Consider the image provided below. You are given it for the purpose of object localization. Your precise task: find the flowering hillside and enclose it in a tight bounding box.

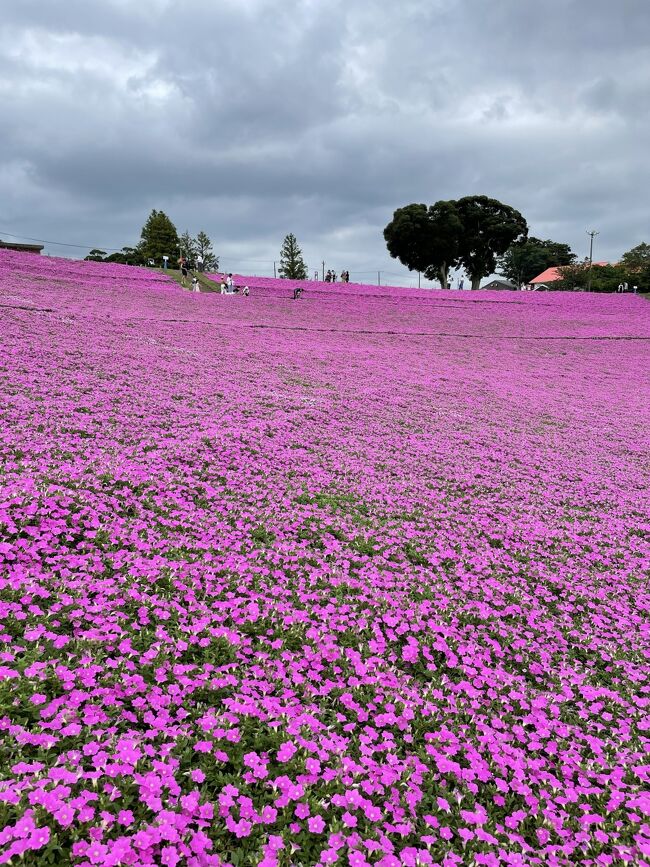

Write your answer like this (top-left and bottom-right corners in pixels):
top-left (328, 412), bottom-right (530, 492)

top-left (205, 273), bottom-right (426, 298)
top-left (0, 248), bottom-right (649, 866)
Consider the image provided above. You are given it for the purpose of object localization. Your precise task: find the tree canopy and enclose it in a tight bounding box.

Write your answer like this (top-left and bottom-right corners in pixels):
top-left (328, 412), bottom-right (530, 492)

top-left (278, 233), bottom-right (308, 280)
top-left (555, 252), bottom-right (649, 293)
top-left (454, 196), bottom-right (528, 290)
top-left (498, 237), bottom-right (575, 287)
top-left (138, 210), bottom-right (179, 265)
top-left (383, 201), bottom-right (462, 289)
top-left (84, 219), bottom-right (219, 271)
top-left (195, 231), bottom-right (219, 271)
top-left (554, 261), bottom-right (627, 293)
top-left (84, 249), bottom-right (107, 262)
top-left (620, 242), bottom-right (650, 289)
top-left (384, 196), bottom-right (527, 290)
top-left (85, 246), bottom-right (142, 265)
top-left (179, 231), bottom-right (198, 263)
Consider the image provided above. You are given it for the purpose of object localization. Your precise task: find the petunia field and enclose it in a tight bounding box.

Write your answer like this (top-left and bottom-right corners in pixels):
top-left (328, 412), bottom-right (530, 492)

top-left (0, 248), bottom-right (649, 867)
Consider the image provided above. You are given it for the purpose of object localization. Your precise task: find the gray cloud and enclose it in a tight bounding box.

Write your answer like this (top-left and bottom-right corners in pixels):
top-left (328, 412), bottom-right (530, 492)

top-left (1, 0), bottom-right (649, 282)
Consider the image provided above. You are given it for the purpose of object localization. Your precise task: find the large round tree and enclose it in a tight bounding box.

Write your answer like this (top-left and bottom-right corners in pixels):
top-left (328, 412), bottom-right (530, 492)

top-left (383, 201), bottom-right (462, 289)
top-left (385, 196), bottom-right (528, 290)
top-left (455, 196), bottom-right (528, 290)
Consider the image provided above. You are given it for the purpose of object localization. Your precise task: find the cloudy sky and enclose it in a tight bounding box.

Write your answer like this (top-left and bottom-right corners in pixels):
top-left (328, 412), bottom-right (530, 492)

top-left (1, 0), bottom-right (648, 285)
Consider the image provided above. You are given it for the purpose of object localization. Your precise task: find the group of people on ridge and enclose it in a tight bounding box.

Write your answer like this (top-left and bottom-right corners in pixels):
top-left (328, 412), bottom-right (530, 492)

top-left (324, 270), bottom-right (350, 283)
top-left (177, 260), bottom-right (355, 299)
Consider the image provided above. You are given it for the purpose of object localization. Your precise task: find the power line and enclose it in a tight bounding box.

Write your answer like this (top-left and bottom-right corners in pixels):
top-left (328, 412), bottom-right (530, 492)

top-left (219, 257), bottom-right (276, 264)
top-left (0, 228), bottom-right (129, 252)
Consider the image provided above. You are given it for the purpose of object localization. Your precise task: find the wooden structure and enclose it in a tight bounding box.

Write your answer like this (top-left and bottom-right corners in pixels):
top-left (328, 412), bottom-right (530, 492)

top-left (0, 239), bottom-right (44, 254)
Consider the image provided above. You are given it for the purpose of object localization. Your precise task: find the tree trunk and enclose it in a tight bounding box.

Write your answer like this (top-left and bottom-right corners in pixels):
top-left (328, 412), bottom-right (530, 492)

top-left (439, 265), bottom-right (448, 289)
top-left (471, 276), bottom-right (481, 291)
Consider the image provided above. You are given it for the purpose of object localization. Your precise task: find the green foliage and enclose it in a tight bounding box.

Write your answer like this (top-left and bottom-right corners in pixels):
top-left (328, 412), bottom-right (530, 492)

top-left (195, 230), bottom-right (219, 271)
top-left (172, 230), bottom-right (218, 272)
top-left (250, 525), bottom-right (276, 547)
top-left (383, 201), bottom-right (462, 288)
top-left (620, 241), bottom-right (650, 270)
top-left (455, 195), bottom-right (528, 290)
top-left (403, 541), bottom-right (429, 566)
top-left (384, 196), bottom-right (527, 289)
top-left (138, 209), bottom-right (180, 266)
top-left (498, 237), bottom-right (575, 287)
top-left (85, 245), bottom-right (144, 266)
top-left (179, 230), bottom-right (198, 263)
top-left (554, 261), bottom-right (589, 291)
top-left (350, 535), bottom-right (379, 556)
top-left (278, 233), bottom-right (308, 279)
top-left (620, 242), bottom-right (650, 290)
top-left (101, 246), bottom-right (143, 266)
top-left (84, 249), bottom-right (106, 262)
top-left (555, 261), bottom-right (633, 292)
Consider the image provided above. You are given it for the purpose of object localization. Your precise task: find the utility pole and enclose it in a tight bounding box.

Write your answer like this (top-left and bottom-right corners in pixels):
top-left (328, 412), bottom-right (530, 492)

top-left (418, 271), bottom-right (421, 289)
top-left (378, 271), bottom-right (381, 286)
top-left (273, 261), bottom-right (277, 278)
top-left (586, 230), bottom-right (599, 292)
top-left (322, 261), bottom-right (325, 281)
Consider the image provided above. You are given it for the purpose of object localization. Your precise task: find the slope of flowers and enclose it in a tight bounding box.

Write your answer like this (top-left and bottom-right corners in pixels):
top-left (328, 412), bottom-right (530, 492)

top-left (205, 273), bottom-right (427, 298)
top-left (0, 249), bottom-right (649, 866)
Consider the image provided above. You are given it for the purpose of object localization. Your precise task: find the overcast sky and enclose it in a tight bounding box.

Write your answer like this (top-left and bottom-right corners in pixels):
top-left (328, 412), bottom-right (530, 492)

top-left (1, 0), bottom-right (648, 285)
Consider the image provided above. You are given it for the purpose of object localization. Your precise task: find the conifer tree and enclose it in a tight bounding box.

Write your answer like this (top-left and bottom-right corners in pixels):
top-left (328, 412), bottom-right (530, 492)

top-left (278, 233), bottom-right (308, 279)
top-left (138, 210), bottom-right (180, 265)
top-left (195, 231), bottom-right (218, 271)
top-left (179, 231), bottom-right (197, 264)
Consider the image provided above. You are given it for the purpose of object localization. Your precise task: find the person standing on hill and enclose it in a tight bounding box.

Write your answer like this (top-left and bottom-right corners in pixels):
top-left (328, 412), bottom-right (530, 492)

top-left (226, 273), bottom-right (234, 293)
top-left (180, 261), bottom-right (188, 286)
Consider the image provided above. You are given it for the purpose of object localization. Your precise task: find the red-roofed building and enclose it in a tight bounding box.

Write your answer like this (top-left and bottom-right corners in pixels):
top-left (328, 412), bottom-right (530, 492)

top-left (530, 262), bottom-right (609, 289)
top-left (529, 267), bottom-right (563, 288)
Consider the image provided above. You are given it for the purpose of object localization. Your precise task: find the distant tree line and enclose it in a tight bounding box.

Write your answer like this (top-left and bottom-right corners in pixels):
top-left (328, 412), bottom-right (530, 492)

top-left (85, 210), bottom-right (218, 271)
top-left (499, 238), bottom-right (650, 291)
top-left (384, 196), bottom-right (650, 291)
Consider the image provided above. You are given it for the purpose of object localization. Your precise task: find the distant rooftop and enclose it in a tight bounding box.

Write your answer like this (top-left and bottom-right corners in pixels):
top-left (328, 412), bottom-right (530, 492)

top-left (530, 263), bottom-right (609, 284)
top-left (0, 239), bottom-right (44, 254)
